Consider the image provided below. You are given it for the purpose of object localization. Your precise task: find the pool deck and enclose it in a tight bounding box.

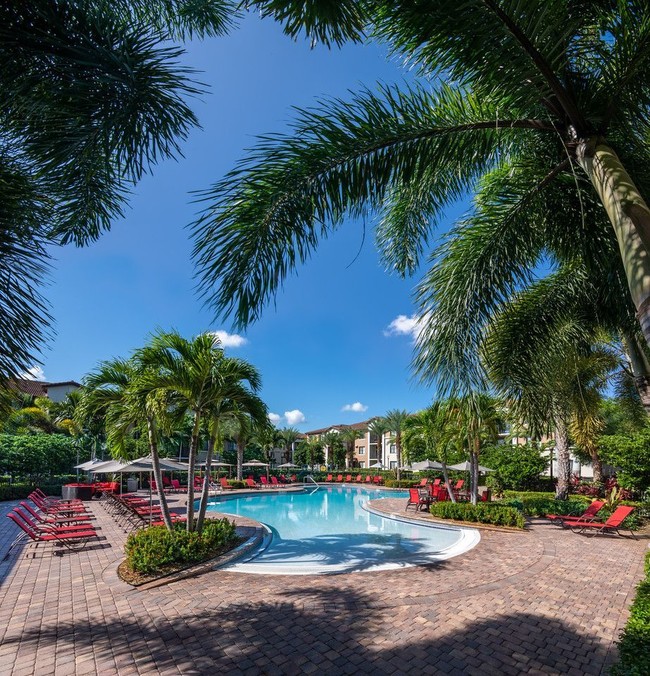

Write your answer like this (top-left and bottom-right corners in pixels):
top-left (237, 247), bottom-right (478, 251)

top-left (0, 491), bottom-right (648, 675)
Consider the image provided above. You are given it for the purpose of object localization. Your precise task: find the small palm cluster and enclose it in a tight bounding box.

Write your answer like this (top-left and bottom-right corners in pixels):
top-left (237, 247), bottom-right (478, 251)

top-left (79, 330), bottom-right (269, 534)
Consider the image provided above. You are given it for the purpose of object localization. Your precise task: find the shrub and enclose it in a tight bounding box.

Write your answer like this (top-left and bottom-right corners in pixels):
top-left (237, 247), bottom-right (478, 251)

top-left (612, 551), bottom-right (650, 675)
top-left (429, 502), bottom-right (525, 528)
top-left (384, 479), bottom-right (420, 488)
top-left (481, 443), bottom-right (548, 492)
top-left (600, 432), bottom-right (650, 493)
top-left (125, 518), bottom-right (237, 575)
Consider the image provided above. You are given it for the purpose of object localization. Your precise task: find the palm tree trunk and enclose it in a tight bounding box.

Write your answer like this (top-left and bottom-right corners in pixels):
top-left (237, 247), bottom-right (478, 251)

top-left (623, 332), bottom-right (650, 414)
top-left (470, 439), bottom-right (480, 505)
top-left (554, 416), bottom-right (571, 500)
top-left (441, 461), bottom-right (456, 503)
top-left (396, 434), bottom-right (401, 483)
top-left (591, 448), bottom-right (603, 485)
top-left (186, 412), bottom-right (201, 532)
top-left (577, 139), bottom-right (650, 347)
top-left (146, 417), bottom-right (173, 531)
top-left (236, 438), bottom-right (244, 480)
top-left (196, 433), bottom-right (216, 534)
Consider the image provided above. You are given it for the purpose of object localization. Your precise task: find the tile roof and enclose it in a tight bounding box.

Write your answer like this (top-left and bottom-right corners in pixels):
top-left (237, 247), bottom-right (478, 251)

top-left (10, 379), bottom-right (48, 398)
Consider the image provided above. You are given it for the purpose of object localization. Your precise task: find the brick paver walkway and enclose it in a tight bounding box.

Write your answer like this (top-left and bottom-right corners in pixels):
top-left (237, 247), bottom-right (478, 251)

top-left (0, 493), bottom-right (647, 675)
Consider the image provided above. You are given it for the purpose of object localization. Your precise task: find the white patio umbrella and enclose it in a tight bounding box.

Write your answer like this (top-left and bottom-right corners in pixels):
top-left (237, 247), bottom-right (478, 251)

top-left (447, 461), bottom-right (494, 473)
top-left (74, 459), bottom-right (107, 471)
top-left (370, 462), bottom-right (384, 469)
top-left (277, 462), bottom-right (299, 469)
top-left (411, 459), bottom-right (444, 471)
top-left (242, 459), bottom-right (269, 479)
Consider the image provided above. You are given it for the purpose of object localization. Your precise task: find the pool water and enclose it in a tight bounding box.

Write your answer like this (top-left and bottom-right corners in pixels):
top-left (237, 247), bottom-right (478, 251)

top-left (207, 484), bottom-right (479, 575)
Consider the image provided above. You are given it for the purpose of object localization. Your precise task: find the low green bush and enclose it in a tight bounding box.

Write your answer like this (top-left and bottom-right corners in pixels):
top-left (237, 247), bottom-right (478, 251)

top-left (429, 502), bottom-right (525, 528)
top-left (384, 479), bottom-right (420, 488)
top-left (226, 480), bottom-right (246, 489)
top-left (125, 518), bottom-right (238, 575)
top-left (612, 551), bottom-right (650, 675)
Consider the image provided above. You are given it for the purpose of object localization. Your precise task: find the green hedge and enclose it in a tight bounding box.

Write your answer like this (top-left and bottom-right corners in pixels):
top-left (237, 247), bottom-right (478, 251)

top-left (0, 479), bottom-right (77, 501)
top-left (429, 502), bottom-right (525, 528)
top-left (612, 551), bottom-right (650, 675)
top-left (384, 479), bottom-right (420, 488)
top-left (125, 518), bottom-right (238, 575)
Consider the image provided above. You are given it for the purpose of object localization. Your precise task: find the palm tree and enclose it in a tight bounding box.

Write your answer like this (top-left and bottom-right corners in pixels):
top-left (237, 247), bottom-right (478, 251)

top-left (367, 417), bottom-right (389, 469)
top-left (339, 427), bottom-right (363, 468)
top-left (383, 409), bottom-right (409, 482)
top-left (279, 426), bottom-right (301, 464)
top-left (192, 2), bottom-right (650, 390)
top-left (139, 330), bottom-right (267, 533)
top-left (81, 358), bottom-right (175, 530)
top-left (321, 430), bottom-right (345, 468)
top-left (0, 1), bottom-right (243, 381)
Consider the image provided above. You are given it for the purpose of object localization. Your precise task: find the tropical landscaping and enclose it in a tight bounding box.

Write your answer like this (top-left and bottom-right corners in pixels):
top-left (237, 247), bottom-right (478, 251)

top-left (2, 1), bottom-right (650, 674)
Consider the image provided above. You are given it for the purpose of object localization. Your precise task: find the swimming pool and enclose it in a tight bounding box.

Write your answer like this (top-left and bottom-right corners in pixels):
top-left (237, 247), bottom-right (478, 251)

top-left (207, 484), bottom-right (479, 575)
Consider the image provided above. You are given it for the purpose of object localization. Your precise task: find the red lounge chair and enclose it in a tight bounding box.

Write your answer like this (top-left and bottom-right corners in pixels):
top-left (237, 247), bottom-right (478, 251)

top-left (171, 479), bottom-right (187, 492)
top-left (246, 478), bottom-right (259, 489)
top-left (220, 478), bottom-right (234, 490)
top-left (12, 508), bottom-right (98, 535)
top-left (271, 476), bottom-right (280, 488)
top-left (21, 502), bottom-right (93, 526)
top-left (336, 474), bottom-right (343, 482)
top-left (356, 474), bottom-right (362, 482)
top-left (433, 478), bottom-right (441, 487)
top-left (345, 474), bottom-right (352, 482)
top-left (453, 480), bottom-right (464, 491)
top-left (290, 474), bottom-right (297, 483)
top-left (6, 513), bottom-right (99, 552)
top-left (30, 493), bottom-right (88, 515)
top-left (405, 488), bottom-right (430, 512)
top-left (419, 478), bottom-right (428, 487)
top-left (571, 505), bottom-right (637, 537)
top-left (546, 500), bottom-right (605, 525)
top-left (365, 475), bottom-right (372, 483)
top-left (326, 474), bottom-right (333, 482)
top-left (373, 476), bottom-right (383, 485)
top-left (260, 476), bottom-right (271, 488)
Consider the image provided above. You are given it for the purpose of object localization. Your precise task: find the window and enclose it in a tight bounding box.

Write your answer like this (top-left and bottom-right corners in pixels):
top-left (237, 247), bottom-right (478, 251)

top-left (390, 461), bottom-right (397, 469)
top-left (357, 446), bottom-right (365, 455)
top-left (359, 462), bottom-right (365, 468)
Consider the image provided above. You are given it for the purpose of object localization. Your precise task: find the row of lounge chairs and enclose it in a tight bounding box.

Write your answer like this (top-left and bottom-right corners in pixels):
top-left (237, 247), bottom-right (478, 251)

top-left (100, 492), bottom-right (185, 531)
top-left (5, 489), bottom-right (102, 558)
top-left (546, 502), bottom-right (637, 537)
top-left (325, 474), bottom-right (385, 485)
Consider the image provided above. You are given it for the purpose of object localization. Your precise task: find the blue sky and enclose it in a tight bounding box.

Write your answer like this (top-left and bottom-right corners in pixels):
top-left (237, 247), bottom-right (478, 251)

top-left (31, 13), bottom-right (466, 431)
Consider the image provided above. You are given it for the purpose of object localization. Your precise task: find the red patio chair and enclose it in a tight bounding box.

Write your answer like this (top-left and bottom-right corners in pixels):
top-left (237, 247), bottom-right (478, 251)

top-left (433, 478), bottom-right (441, 487)
top-left (290, 474), bottom-right (297, 483)
top-left (546, 500), bottom-right (605, 526)
top-left (571, 505), bottom-right (637, 537)
top-left (345, 474), bottom-right (352, 482)
top-left (271, 476), bottom-right (280, 488)
top-left (246, 477), bottom-right (259, 489)
top-left (6, 512), bottom-right (99, 554)
top-left (356, 474), bottom-right (362, 482)
top-left (326, 474), bottom-right (333, 482)
top-left (260, 476), bottom-right (271, 488)
top-left (453, 480), bottom-right (464, 491)
top-left (419, 478), bottom-right (428, 487)
top-left (220, 478), bottom-right (234, 490)
top-left (336, 474), bottom-right (343, 482)
top-left (20, 502), bottom-right (93, 526)
top-left (405, 488), bottom-right (430, 512)
top-left (365, 475), bottom-right (372, 483)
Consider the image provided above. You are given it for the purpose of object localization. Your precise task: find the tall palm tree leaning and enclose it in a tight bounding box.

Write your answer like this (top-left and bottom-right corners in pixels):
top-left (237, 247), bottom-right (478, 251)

top-left (192, 1), bottom-right (650, 404)
top-left (80, 358), bottom-right (175, 530)
top-left (139, 330), bottom-right (268, 533)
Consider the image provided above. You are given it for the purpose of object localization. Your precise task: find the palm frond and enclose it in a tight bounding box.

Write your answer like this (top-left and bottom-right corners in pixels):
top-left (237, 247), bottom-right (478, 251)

top-left (193, 83), bottom-right (553, 327)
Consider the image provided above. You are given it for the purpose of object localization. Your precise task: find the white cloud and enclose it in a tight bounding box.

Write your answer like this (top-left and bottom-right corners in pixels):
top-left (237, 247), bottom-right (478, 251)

top-left (19, 365), bottom-right (46, 381)
top-left (268, 412), bottom-right (282, 425)
top-left (284, 409), bottom-right (306, 426)
top-left (342, 401), bottom-right (368, 413)
top-left (383, 314), bottom-right (424, 342)
top-left (209, 330), bottom-right (247, 348)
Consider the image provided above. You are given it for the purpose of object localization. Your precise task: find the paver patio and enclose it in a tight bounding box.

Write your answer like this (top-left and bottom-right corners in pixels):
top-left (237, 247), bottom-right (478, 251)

top-left (0, 493), bottom-right (647, 675)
